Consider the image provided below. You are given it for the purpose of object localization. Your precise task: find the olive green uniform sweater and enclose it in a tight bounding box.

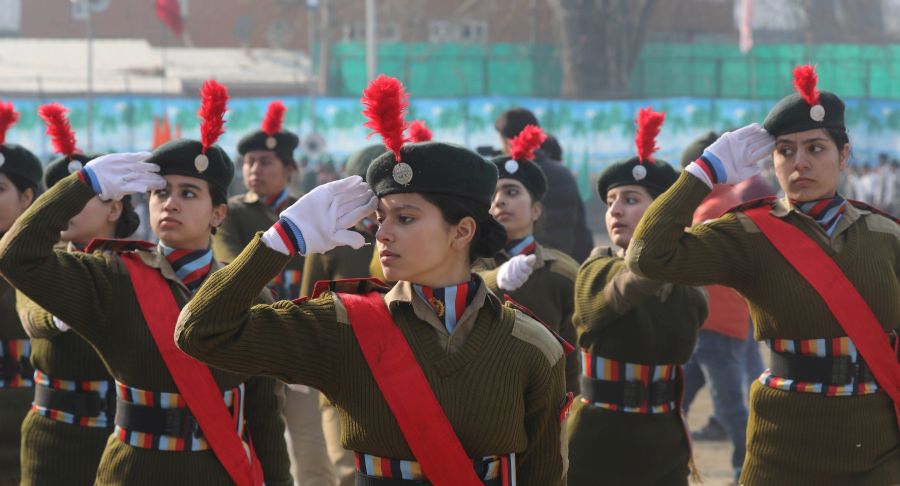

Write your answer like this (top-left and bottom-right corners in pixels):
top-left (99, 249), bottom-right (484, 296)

top-left (568, 248), bottom-right (706, 486)
top-left (0, 274), bottom-right (32, 482)
top-left (0, 175), bottom-right (292, 486)
top-left (214, 192), bottom-right (304, 299)
top-left (175, 236), bottom-right (570, 485)
top-left (17, 242), bottom-right (118, 485)
top-left (627, 172), bottom-right (900, 486)
top-left (475, 243), bottom-right (581, 394)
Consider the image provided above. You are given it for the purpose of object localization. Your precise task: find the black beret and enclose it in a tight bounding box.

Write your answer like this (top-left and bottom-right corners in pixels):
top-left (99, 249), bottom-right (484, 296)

top-left (345, 144), bottom-right (387, 180)
top-left (237, 129), bottom-right (299, 167)
top-left (367, 142), bottom-right (498, 206)
top-left (495, 108), bottom-right (540, 140)
top-left (597, 157), bottom-right (678, 201)
top-left (146, 139), bottom-right (234, 195)
top-left (44, 153), bottom-right (103, 188)
top-left (491, 155), bottom-right (548, 201)
top-left (763, 91), bottom-right (845, 137)
top-left (0, 143), bottom-right (43, 189)
top-left (680, 131), bottom-right (719, 168)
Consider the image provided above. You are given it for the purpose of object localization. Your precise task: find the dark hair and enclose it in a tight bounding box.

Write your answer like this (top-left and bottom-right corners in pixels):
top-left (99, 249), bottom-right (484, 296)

top-left (2, 171), bottom-right (40, 197)
top-left (210, 183), bottom-right (228, 207)
top-left (495, 108), bottom-right (540, 140)
top-left (419, 193), bottom-right (506, 262)
top-left (542, 135), bottom-right (562, 161)
top-left (114, 195), bottom-right (141, 238)
top-left (825, 128), bottom-right (849, 151)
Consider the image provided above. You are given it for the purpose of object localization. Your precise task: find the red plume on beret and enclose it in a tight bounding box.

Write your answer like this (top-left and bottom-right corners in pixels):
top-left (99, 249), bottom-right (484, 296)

top-left (792, 64), bottom-right (821, 107)
top-left (261, 100), bottom-right (286, 136)
top-left (361, 74), bottom-right (409, 162)
top-left (0, 100), bottom-right (19, 146)
top-left (38, 103), bottom-right (79, 157)
top-left (198, 80), bottom-right (229, 154)
top-left (408, 120), bottom-right (432, 143)
top-left (509, 124), bottom-right (546, 162)
top-left (634, 107), bottom-right (665, 164)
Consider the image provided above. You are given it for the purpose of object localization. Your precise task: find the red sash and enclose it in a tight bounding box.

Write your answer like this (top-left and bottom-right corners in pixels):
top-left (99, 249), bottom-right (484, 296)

top-left (120, 254), bottom-right (264, 486)
top-left (339, 291), bottom-right (483, 486)
top-left (743, 206), bottom-right (900, 425)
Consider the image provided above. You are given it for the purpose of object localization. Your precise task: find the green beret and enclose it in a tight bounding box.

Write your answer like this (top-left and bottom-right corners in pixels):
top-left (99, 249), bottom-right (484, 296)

top-left (597, 157), bottom-right (678, 201)
top-left (367, 141), bottom-right (497, 206)
top-left (0, 143), bottom-right (43, 189)
top-left (763, 91), bottom-right (845, 137)
top-left (237, 130), bottom-right (299, 167)
top-left (491, 155), bottom-right (548, 200)
top-left (146, 139), bottom-right (234, 195)
top-left (44, 153), bottom-right (103, 188)
top-left (345, 144), bottom-right (387, 180)
top-left (680, 131), bottom-right (719, 168)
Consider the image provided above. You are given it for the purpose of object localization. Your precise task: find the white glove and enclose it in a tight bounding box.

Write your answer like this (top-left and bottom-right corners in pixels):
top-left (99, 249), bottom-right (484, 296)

top-left (261, 176), bottom-right (378, 256)
top-left (496, 254), bottom-right (537, 291)
top-left (82, 152), bottom-right (166, 200)
top-left (685, 123), bottom-right (775, 188)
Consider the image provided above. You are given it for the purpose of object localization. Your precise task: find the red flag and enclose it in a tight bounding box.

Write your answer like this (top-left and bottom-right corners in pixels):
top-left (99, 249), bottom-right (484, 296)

top-left (156, 0), bottom-right (183, 38)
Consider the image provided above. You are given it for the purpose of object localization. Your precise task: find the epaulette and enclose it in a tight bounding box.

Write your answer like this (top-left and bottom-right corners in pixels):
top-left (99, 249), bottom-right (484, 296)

top-left (84, 238), bottom-right (156, 254)
top-left (310, 277), bottom-right (390, 300)
top-left (848, 199), bottom-right (899, 224)
top-left (588, 246), bottom-right (615, 259)
top-left (720, 196), bottom-right (777, 218)
top-left (503, 295), bottom-right (574, 355)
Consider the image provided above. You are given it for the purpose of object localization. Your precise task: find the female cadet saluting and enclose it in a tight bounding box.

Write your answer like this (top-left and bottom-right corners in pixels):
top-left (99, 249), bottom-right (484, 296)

top-left (174, 75), bottom-right (569, 486)
top-left (474, 124), bottom-right (581, 395)
top-left (16, 104), bottom-right (140, 486)
top-left (627, 65), bottom-right (900, 485)
top-left (0, 82), bottom-right (290, 486)
top-left (567, 108), bottom-right (708, 486)
top-left (0, 100), bottom-right (43, 486)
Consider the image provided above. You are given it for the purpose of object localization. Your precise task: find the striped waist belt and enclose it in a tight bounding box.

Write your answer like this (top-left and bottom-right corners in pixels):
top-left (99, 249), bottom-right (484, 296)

top-left (354, 452), bottom-right (516, 485)
top-left (1, 339), bottom-right (34, 388)
top-left (761, 334), bottom-right (895, 397)
top-left (32, 370), bottom-right (114, 428)
top-left (114, 381), bottom-right (246, 451)
top-left (580, 351), bottom-right (679, 414)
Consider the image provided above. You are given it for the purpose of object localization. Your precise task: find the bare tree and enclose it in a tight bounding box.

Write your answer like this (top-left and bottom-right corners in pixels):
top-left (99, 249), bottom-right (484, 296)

top-left (547, 0), bottom-right (659, 99)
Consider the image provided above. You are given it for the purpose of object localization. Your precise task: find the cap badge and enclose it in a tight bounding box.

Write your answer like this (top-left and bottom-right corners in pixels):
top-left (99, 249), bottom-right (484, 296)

top-left (392, 162), bottom-right (413, 185)
top-left (632, 164), bottom-right (647, 181)
top-left (0, 152), bottom-right (5, 168)
top-left (504, 159), bottom-right (520, 174)
top-left (194, 153), bottom-right (210, 173)
top-left (265, 136), bottom-right (278, 149)
top-left (67, 160), bottom-right (83, 174)
top-left (809, 104), bottom-right (825, 122)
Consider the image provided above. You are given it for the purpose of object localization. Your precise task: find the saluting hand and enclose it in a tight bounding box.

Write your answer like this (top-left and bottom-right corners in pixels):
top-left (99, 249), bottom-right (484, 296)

top-left (496, 254), bottom-right (537, 291)
top-left (686, 123), bottom-right (775, 187)
top-left (81, 152), bottom-right (166, 200)
top-left (262, 176), bottom-right (378, 256)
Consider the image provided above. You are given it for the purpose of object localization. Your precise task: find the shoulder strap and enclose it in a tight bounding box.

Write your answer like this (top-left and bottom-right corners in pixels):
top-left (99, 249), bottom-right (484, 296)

top-left (338, 291), bottom-right (482, 486)
top-left (743, 206), bottom-right (900, 426)
top-left (120, 254), bottom-right (263, 486)
top-left (84, 237), bottom-right (156, 254)
top-left (720, 196), bottom-right (777, 219)
top-left (847, 199), bottom-right (900, 224)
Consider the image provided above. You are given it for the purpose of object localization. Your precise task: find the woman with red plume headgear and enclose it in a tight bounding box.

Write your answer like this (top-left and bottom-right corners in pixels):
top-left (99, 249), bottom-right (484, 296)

top-left (0, 99), bottom-right (43, 485)
top-left (174, 74), bottom-right (569, 486)
top-left (566, 107), bottom-right (707, 486)
top-left (14, 102), bottom-right (141, 486)
top-left (628, 65), bottom-right (900, 484)
top-left (473, 124), bottom-right (582, 396)
top-left (0, 82), bottom-right (292, 486)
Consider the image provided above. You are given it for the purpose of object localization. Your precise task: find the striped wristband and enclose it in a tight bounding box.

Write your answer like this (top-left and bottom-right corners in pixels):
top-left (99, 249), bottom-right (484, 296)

top-left (271, 218), bottom-right (307, 255)
top-left (77, 167), bottom-right (103, 194)
top-left (693, 151), bottom-right (727, 185)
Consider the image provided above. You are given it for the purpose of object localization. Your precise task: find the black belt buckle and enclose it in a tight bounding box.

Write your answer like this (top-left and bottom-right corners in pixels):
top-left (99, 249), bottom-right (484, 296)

top-left (649, 380), bottom-right (671, 406)
top-left (830, 355), bottom-right (854, 386)
top-left (163, 408), bottom-right (200, 439)
top-left (621, 382), bottom-right (646, 408)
